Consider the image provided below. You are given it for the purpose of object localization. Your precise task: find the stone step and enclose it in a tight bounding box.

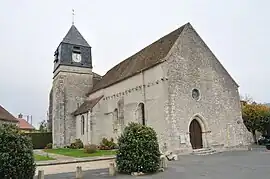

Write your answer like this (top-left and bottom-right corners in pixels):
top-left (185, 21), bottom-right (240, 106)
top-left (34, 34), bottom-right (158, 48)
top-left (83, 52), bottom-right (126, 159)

top-left (193, 148), bottom-right (212, 152)
top-left (192, 148), bottom-right (218, 156)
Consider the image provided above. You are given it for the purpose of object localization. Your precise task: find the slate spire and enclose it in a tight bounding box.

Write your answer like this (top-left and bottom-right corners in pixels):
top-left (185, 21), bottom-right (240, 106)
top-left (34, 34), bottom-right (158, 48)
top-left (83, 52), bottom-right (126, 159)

top-left (62, 25), bottom-right (90, 47)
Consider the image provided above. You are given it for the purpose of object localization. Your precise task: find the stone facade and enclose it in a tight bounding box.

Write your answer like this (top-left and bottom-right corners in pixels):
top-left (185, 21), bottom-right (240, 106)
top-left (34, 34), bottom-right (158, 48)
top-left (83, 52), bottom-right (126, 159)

top-left (162, 24), bottom-right (252, 152)
top-left (52, 66), bottom-right (92, 147)
top-left (50, 23), bottom-right (252, 152)
top-left (47, 88), bottom-right (53, 132)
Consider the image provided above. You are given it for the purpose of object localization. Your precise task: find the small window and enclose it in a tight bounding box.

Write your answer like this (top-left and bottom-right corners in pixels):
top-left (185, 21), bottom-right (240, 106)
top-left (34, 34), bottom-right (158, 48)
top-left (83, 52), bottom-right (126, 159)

top-left (81, 116), bottom-right (85, 135)
top-left (114, 108), bottom-right (118, 120)
top-left (192, 89), bottom-right (200, 100)
top-left (113, 109), bottom-right (118, 132)
top-left (73, 46), bottom-right (81, 54)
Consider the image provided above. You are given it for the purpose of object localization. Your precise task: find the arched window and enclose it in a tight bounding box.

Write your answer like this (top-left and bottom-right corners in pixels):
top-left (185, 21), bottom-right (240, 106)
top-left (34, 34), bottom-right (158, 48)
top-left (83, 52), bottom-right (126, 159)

top-left (114, 108), bottom-right (118, 121)
top-left (138, 103), bottom-right (145, 125)
top-left (81, 115), bottom-right (85, 135)
top-left (113, 108), bottom-right (118, 132)
top-left (117, 99), bottom-right (124, 127)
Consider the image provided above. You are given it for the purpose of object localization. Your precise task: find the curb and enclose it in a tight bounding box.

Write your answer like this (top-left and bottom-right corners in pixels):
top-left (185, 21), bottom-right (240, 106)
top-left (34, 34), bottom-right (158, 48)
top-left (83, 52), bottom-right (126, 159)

top-left (36, 156), bottom-right (116, 166)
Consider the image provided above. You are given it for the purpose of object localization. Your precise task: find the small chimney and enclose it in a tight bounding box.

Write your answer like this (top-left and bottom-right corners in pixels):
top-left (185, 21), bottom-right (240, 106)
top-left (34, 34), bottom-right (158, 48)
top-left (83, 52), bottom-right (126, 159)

top-left (18, 113), bottom-right (23, 118)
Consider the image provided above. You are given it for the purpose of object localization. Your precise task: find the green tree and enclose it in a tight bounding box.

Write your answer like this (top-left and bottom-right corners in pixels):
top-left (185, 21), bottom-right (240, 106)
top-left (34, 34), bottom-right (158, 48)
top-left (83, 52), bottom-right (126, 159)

top-left (0, 124), bottom-right (36, 179)
top-left (257, 108), bottom-right (270, 135)
top-left (39, 120), bottom-right (48, 132)
top-left (116, 122), bottom-right (161, 174)
top-left (242, 102), bottom-right (270, 143)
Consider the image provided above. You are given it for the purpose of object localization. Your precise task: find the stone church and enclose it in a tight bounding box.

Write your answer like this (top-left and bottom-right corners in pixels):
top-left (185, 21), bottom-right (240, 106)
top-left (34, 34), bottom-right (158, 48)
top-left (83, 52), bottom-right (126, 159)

top-left (49, 22), bottom-right (252, 153)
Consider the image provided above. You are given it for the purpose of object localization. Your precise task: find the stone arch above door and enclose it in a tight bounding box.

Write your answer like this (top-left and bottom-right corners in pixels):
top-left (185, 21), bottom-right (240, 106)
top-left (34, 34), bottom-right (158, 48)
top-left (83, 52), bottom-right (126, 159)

top-left (189, 119), bottom-right (202, 149)
top-left (188, 114), bottom-right (210, 149)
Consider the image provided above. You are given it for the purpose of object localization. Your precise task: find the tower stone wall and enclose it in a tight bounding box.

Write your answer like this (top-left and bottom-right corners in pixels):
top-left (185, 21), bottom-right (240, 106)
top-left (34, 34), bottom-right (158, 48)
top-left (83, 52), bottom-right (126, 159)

top-left (52, 66), bottom-right (92, 147)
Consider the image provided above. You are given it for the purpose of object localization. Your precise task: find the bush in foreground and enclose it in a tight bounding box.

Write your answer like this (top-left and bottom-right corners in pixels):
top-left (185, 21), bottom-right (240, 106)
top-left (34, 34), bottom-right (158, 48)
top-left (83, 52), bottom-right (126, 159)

top-left (70, 139), bottom-right (84, 149)
top-left (116, 122), bottom-right (161, 174)
top-left (0, 124), bottom-right (36, 179)
top-left (84, 144), bottom-right (97, 154)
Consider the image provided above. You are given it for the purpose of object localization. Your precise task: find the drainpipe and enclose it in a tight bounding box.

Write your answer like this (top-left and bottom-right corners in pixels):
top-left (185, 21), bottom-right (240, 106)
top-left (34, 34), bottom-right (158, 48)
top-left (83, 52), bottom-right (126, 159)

top-left (90, 109), bottom-right (93, 144)
top-left (86, 112), bottom-right (89, 144)
top-left (63, 87), bottom-right (66, 146)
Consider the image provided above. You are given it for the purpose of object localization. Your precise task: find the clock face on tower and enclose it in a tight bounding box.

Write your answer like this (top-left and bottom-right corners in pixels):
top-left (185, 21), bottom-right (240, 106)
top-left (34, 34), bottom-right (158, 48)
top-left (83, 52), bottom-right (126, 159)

top-left (72, 53), bottom-right (81, 63)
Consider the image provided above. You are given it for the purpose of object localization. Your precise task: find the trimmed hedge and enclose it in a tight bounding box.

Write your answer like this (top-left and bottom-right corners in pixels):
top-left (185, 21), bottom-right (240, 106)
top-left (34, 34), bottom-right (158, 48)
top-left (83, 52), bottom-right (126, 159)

top-left (116, 122), bottom-right (161, 174)
top-left (0, 124), bottom-right (36, 179)
top-left (22, 132), bottom-right (52, 149)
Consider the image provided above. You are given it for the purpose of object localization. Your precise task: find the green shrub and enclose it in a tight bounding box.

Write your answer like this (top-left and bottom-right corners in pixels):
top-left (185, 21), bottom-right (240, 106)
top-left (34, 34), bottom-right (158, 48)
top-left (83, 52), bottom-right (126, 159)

top-left (22, 132), bottom-right (52, 149)
top-left (84, 144), bottom-right (97, 153)
top-left (46, 143), bottom-right (53, 149)
top-left (116, 122), bottom-right (161, 174)
top-left (0, 124), bottom-right (36, 179)
top-left (70, 143), bottom-right (77, 149)
top-left (70, 139), bottom-right (84, 149)
top-left (99, 137), bottom-right (117, 150)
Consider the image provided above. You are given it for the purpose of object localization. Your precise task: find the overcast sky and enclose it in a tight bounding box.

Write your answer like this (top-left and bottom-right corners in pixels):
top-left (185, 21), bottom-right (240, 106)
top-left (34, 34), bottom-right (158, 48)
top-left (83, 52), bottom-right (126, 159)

top-left (0, 0), bottom-right (269, 128)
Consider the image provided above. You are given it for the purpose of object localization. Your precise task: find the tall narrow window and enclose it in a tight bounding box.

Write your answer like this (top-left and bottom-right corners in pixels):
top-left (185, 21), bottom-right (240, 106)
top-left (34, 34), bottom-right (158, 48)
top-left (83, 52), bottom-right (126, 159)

top-left (114, 108), bottom-right (118, 121)
top-left (138, 103), bottom-right (145, 125)
top-left (113, 108), bottom-right (118, 132)
top-left (81, 115), bottom-right (85, 135)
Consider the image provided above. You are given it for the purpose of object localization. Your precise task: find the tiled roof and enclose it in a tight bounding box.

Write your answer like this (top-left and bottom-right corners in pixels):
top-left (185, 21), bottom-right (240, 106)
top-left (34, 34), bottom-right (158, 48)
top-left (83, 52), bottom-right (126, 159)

top-left (87, 23), bottom-right (187, 95)
top-left (18, 118), bottom-right (35, 130)
top-left (0, 105), bottom-right (18, 122)
top-left (62, 25), bottom-right (90, 47)
top-left (92, 72), bottom-right (103, 86)
top-left (73, 96), bottom-right (104, 116)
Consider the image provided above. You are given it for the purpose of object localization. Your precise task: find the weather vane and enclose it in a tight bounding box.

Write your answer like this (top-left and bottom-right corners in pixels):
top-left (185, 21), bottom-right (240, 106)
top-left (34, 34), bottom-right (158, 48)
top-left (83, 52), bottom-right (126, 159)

top-left (72, 9), bottom-right (75, 25)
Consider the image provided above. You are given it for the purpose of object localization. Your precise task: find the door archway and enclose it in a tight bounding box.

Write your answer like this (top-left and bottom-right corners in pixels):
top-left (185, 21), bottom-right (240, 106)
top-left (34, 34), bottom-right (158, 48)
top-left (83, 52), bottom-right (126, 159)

top-left (189, 119), bottom-right (203, 149)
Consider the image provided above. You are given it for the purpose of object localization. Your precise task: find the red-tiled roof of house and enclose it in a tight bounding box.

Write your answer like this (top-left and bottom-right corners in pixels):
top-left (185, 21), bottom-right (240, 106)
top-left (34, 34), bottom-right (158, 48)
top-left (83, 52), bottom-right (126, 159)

top-left (0, 105), bottom-right (18, 122)
top-left (17, 118), bottom-right (35, 130)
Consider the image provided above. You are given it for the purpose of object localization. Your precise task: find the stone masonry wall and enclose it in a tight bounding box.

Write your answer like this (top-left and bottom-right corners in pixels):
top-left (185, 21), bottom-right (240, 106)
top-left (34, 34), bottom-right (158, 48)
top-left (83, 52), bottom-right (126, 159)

top-left (163, 23), bottom-right (252, 152)
top-left (48, 88), bottom-right (53, 132)
top-left (84, 23), bottom-right (252, 153)
top-left (87, 65), bottom-right (168, 148)
top-left (52, 65), bottom-right (92, 147)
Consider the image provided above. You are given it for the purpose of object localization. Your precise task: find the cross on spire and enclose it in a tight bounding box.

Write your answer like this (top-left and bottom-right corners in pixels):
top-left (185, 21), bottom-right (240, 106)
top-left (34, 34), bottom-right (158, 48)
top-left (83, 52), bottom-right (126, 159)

top-left (72, 9), bottom-right (75, 25)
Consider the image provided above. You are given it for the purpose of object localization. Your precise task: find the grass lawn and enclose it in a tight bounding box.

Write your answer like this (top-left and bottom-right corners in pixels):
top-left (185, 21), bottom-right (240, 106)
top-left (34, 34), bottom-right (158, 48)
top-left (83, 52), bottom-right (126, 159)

top-left (34, 154), bottom-right (55, 161)
top-left (44, 148), bottom-right (117, 158)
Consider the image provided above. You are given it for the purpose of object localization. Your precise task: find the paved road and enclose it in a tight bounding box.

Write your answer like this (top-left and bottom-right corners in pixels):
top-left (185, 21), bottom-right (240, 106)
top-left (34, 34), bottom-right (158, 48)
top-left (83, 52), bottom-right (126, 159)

top-left (35, 160), bottom-right (113, 176)
top-left (39, 149), bottom-right (270, 179)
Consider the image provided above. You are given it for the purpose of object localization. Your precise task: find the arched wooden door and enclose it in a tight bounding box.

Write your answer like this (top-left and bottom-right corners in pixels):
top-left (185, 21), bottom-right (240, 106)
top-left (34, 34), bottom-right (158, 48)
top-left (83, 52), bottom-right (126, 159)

top-left (189, 119), bottom-right (203, 149)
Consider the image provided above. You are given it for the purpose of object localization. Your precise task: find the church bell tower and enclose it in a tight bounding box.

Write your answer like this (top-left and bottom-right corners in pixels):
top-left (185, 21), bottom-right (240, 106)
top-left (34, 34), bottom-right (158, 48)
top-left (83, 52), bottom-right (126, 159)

top-left (52, 25), bottom-right (93, 147)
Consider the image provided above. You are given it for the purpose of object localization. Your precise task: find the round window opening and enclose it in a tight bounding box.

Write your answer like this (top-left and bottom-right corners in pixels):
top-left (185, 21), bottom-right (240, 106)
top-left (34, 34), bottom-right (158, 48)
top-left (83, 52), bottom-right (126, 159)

top-left (192, 89), bottom-right (200, 100)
